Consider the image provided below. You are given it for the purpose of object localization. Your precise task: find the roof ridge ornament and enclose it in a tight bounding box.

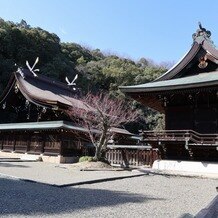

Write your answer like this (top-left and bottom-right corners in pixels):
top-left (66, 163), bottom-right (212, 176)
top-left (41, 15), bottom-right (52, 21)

top-left (192, 22), bottom-right (211, 41)
top-left (65, 74), bottom-right (78, 91)
top-left (26, 57), bottom-right (39, 77)
top-left (16, 67), bottom-right (25, 79)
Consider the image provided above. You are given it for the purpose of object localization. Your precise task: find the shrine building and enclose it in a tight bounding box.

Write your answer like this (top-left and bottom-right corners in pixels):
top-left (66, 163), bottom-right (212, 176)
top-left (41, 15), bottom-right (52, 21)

top-left (120, 24), bottom-right (218, 162)
top-left (0, 68), bottom-right (137, 163)
top-left (0, 69), bottom-right (96, 163)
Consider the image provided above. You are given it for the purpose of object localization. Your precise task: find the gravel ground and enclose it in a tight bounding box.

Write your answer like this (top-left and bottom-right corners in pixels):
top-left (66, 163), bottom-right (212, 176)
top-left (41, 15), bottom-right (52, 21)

top-left (0, 161), bottom-right (143, 186)
top-left (0, 174), bottom-right (217, 218)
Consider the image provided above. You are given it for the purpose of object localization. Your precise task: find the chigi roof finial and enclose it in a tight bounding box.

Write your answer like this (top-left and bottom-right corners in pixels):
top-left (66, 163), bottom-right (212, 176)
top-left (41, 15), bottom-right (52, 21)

top-left (26, 57), bottom-right (39, 77)
top-left (192, 22), bottom-right (211, 41)
top-left (65, 74), bottom-right (78, 91)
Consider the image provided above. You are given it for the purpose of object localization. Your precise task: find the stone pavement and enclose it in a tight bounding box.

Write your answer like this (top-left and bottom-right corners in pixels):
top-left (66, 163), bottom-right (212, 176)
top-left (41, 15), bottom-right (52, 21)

top-left (0, 156), bottom-right (217, 217)
top-left (0, 157), bottom-right (145, 187)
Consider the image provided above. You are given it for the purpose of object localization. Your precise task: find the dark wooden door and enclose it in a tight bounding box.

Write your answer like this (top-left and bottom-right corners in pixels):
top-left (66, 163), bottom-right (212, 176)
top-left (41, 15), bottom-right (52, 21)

top-left (28, 135), bottom-right (44, 154)
top-left (194, 107), bottom-right (217, 133)
top-left (166, 106), bottom-right (193, 130)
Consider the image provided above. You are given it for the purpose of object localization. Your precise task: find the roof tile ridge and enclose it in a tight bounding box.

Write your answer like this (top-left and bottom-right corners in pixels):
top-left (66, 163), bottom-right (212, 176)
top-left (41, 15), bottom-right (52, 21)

top-left (21, 69), bottom-right (75, 94)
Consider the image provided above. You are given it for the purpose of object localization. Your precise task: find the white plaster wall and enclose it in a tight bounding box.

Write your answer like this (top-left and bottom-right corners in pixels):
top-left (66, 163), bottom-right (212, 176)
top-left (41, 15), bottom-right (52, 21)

top-left (152, 160), bottom-right (218, 174)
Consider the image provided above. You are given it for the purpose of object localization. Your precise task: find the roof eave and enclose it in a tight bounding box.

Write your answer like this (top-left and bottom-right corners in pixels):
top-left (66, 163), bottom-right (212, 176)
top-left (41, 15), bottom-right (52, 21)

top-left (120, 80), bottom-right (218, 94)
top-left (202, 40), bottom-right (218, 59)
top-left (0, 72), bottom-right (16, 105)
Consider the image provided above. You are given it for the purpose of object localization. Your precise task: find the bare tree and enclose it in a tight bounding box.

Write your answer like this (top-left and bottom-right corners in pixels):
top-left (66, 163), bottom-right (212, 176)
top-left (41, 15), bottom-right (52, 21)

top-left (68, 92), bottom-right (139, 161)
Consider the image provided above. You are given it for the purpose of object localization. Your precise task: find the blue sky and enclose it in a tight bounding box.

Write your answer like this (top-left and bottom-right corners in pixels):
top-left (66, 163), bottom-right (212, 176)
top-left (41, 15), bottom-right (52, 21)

top-left (0, 0), bottom-right (218, 63)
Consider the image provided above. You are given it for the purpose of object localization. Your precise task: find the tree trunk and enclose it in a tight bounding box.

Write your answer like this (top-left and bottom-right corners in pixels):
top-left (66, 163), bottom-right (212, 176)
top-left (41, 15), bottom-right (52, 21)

top-left (94, 126), bottom-right (108, 161)
top-left (94, 146), bottom-right (102, 161)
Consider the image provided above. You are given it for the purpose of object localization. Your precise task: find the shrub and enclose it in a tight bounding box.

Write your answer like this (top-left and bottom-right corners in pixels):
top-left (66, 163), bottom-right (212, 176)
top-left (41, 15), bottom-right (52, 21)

top-left (79, 156), bottom-right (95, 162)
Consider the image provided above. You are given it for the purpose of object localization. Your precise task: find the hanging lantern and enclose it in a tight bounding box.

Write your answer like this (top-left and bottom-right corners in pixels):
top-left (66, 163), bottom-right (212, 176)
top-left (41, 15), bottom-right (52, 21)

top-left (14, 84), bottom-right (19, 93)
top-left (2, 102), bottom-right (6, 109)
top-left (38, 113), bottom-right (41, 120)
top-left (25, 100), bottom-right (30, 107)
top-left (42, 107), bottom-right (47, 113)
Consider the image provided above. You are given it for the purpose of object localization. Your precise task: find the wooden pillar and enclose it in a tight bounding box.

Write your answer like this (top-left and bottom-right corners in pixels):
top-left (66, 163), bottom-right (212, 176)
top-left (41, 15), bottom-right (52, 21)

top-left (41, 132), bottom-right (45, 154)
top-left (27, 133), bottom-right (31, 153)
top-left (0, 133), bottom-right (2, 150)
top-left (13, 133), bottom-right (16, 152)
top-left (59, 130), bottom-right (63, 156)
top-left (121, 149), bottom-right (129, 167)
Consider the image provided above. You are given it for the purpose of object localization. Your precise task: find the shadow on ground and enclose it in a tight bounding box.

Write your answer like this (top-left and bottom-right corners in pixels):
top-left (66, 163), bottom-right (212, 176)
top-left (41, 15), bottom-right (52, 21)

top-left (179, 213), bottom-right (194, 218)
top-left (0, 162), bottom-right (30, 168)
top-left (0, 176), bottom-right (164, 216)
top-left (0, 158), bottom-right (32, 168)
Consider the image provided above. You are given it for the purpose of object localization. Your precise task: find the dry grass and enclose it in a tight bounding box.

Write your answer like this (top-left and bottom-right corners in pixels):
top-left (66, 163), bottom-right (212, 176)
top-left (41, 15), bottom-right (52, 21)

top-left (69, 161), bottom-right (122, 171)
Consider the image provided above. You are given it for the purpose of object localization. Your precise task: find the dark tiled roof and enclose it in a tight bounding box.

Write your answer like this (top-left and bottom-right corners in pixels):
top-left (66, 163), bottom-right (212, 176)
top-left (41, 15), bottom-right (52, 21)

top-left (0, 120), bottom-right (134, 136)
top-left (120, 31), bottom-right (218, 94)
top-left (0, 69), bottom-right (91, 111)
top-left (120, 71), bottom-right (218, 93)
top-left (0, 120), bottom-right (92, 132)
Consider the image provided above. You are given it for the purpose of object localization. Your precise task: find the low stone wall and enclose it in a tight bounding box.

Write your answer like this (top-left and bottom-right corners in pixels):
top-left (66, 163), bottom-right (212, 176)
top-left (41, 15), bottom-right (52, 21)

top-left (152, 160), bottom-right (218, 175)
top-left (0, 151), bottom-right (79, 164)
top-left (0, 151), bottom-right (24, 159)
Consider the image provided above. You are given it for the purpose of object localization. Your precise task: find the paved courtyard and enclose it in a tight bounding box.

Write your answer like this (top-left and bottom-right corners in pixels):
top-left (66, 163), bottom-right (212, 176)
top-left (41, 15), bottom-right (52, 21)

top-left (0, 160), bottom-right (217, 217)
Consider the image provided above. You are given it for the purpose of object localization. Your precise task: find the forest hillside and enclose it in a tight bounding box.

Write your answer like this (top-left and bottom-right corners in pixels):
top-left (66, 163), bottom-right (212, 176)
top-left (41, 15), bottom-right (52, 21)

top-left (0, 18), bottom-right (168, 131)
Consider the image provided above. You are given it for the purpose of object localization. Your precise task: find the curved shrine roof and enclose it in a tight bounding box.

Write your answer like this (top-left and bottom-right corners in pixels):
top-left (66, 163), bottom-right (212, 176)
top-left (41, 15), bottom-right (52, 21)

top-left (120, 71), bottom-right (218, 93)
top-left (120, 24), bottom-right (218, 95)
top-left (0, 69), bottom-right (91, 111)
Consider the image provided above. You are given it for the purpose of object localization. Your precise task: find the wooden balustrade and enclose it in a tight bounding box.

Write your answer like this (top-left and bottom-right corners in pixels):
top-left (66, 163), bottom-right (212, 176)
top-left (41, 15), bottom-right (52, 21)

top-left (141, 130), bottom-right (218, 145)
top-left (106, 148), bottom-right (160, 167)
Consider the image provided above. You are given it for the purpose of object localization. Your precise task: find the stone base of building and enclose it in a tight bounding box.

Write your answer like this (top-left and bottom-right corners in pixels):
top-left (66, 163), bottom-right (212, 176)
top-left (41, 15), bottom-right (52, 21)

top-left (152, 160), bottom-right (218, 176)
top-left (0, 151), bottom-right (79, 164)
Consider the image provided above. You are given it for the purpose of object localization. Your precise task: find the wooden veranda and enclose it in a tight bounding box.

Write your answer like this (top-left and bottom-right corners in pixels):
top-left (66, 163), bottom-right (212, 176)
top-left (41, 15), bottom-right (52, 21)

top-left (141, 130), bottom-right (218, 161)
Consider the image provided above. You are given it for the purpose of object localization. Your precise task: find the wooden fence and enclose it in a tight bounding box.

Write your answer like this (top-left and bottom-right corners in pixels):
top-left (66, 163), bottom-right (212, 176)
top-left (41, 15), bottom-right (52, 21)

top-left (106, 148), bottom-right (160, 167)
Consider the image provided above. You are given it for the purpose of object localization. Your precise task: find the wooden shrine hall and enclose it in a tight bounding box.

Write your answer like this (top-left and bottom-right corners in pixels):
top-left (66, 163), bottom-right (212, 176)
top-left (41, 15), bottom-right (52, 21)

top-left (120, 24), bottom-right (218, 162)
top-left (0, 68), bottom-right (139, 163)
top-left (0, 68), bottom-right (95, 163)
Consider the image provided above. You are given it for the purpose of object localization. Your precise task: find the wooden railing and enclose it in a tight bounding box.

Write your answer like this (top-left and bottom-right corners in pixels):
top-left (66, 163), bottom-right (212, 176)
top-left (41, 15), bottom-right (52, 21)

top-left (106, 149), bottom-right (160, 167)
top-left (141, 130), bottom-right (218, 145)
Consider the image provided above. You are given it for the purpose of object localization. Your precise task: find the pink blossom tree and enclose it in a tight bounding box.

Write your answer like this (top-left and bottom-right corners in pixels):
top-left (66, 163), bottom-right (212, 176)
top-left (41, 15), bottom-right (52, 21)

top-left (68, 93), bottom-right (139, 161)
